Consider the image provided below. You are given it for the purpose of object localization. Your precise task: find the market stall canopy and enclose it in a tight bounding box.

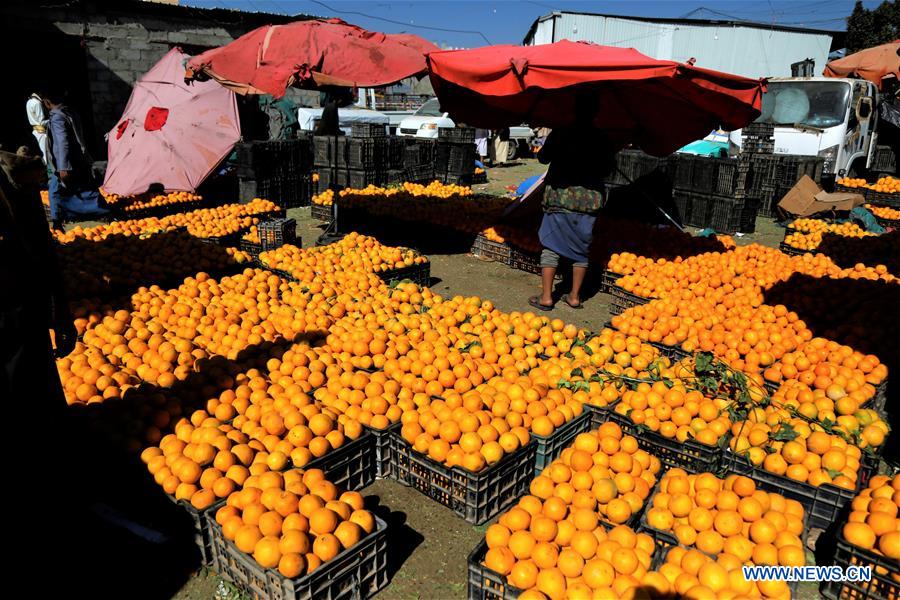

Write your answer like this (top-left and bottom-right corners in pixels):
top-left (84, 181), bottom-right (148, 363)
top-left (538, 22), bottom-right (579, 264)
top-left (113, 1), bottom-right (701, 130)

top-left (104, 48), bottom-right (240, 196)
top-left (427, 40), bottom-right (764, 156)
top-left (823, 40), bottom-right (900, 90)
top-left (185, 19), bottom-right (440, 98)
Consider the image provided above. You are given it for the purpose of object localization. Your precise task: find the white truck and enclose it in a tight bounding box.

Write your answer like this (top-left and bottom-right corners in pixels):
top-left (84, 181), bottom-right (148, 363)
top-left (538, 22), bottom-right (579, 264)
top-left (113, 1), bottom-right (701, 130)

top-left (397, 98), bottom-right (535, 159)
top-left (729, 76), bottom-right (896, 177)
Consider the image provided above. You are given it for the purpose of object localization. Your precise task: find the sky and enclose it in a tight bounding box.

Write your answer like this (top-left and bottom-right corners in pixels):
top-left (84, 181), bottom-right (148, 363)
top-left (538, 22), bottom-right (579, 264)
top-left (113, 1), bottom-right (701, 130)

top-left (186, 0), bottom-right (884, 48)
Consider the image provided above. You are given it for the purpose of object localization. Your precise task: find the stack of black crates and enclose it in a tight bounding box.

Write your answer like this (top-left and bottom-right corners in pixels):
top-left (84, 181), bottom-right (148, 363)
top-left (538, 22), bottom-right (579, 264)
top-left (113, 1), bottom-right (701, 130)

top-left (314, 124), bottom-right (404, 191)
top-left (236, 139), bottom-right (314, 208)
top-left (433, 127), bottom-right (476, 185)
top-left (672, 155), bottom-right (759, 234)
top-left (738, 122), bottom-right (825, 217)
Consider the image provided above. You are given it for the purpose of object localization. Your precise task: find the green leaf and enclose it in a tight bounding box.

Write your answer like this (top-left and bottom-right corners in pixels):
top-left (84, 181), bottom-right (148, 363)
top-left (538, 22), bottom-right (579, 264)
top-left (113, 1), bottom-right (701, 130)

top-left (770, 423), bottom-right (799, 442)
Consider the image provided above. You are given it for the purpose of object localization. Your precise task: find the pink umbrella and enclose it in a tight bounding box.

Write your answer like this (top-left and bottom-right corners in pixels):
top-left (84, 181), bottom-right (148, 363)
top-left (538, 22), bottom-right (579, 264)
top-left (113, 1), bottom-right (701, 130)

top-left (103, 48), bottom-right (240, 196)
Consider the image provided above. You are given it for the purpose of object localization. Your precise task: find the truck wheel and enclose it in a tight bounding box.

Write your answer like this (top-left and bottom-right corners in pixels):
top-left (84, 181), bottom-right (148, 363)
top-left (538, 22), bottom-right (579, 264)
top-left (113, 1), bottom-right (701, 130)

top-left (507, 142), bottom-right (518, 161)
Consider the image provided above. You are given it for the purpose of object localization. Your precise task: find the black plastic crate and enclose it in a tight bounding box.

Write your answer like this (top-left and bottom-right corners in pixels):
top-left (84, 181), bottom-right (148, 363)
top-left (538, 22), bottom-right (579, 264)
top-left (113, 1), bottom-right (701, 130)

top-left (586, 402), bottom-right (617, 430)
top-left (609, 284), bottom-right (651, 308)
top-left (648, 341), bottom-right (691, 362)
top-left (777, 155), bottom-right (825, 186)
top-left (391, 433), bottom-right (537, 524)
top-left (749, 154), bottom-right (780, 188)
top-left (209, 513), bottom-right (388, 600)
top-left (739, 198), bottom-right (760, 233)
top-left (471, 234), bottom-right (512, 263)
top-left (472, 171), bottom-right (488, 184)
top-left (437, 126), bottom-right (475, 144)
top-left (871, 145), bottom-right (896, 174)
top-left (350, 123), bottom-right (387, 138)
top-left (388, 138), bottom-right (405, 169)
top-left (709, 196), bottom-right (746, 234)
top-left (721, 450), bottom-right (879, 530)
top-left (313, 136), bottom-right (345, 167)
top-left (239, 238), bottom-right (262, 258)
top-left (347, 169), bottom-right (383, 189)
top-left (378, 262), bottom-right (430, 287)
top-left (311, 203), bottom-right (333, 222)
top-left (600, 270), bottom-right (624, 293)
top-left (673, 189), bottom-right (692, 224)
top-left (403, 139), bottom-right (436, 167)
top-left (673, 155), bottom-right (695, 190)
top-left (532, 410), bottom-right (592, 476)
top-left (467, 538), bottom-right (523, 600)
top-left (364, 423), bottom-right (398, 479)
top-left (685, 193), bottom-right (713, 228)
top-left (713, 158), bottom-right (750, 195)
top-left (690, 157), bottom-right (719, 194)
top-left (608, 411), bottom-right (725, 474)
top-left (442, 173), bottom-right (474, 186)
top-left (166, 494), bottom-right (223, 566)
top-left (866, 190), bottom-right (900, 208)
top-left (385, 169), bottom-right (404, 186)
top-left (259, 218), bottom-right (297, 250)
top-left (346, 138), bottom-right (388, 170)
top-left (778, 241), bottom-right (810, 256)
top-left (405, 164), bottom-right (435, 183)
top-left (306, 431), bottom-right (375, 492)
top-left (507, 246), bottom-right (541, 274)
top-left (821, 532), bottom-right (900, 600)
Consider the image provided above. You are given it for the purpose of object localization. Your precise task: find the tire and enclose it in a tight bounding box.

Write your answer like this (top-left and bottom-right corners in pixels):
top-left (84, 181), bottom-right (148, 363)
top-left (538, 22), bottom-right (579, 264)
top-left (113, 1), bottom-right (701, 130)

top-left (506, 142), bottom-right (519, 161)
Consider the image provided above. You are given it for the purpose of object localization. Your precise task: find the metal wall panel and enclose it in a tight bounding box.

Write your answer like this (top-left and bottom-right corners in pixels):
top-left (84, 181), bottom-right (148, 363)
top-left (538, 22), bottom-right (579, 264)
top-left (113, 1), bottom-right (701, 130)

top-left (527, 14), bottom-right (832, 79)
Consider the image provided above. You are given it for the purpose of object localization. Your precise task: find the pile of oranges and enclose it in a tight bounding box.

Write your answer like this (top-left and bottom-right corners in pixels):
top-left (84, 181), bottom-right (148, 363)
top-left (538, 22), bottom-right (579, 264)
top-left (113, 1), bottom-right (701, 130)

top-left (482, 424), bottom-right (661, 599)
top-left (311, 181), bottom-right (474, 207)
top-left (838, 176), bottom-right (900, 194)
top-left (728, 420), bottom-right (875, 489)
top-left (260, 234), bottom-right (428, 277)
top-left (646, 544), bottom-right (794, 598)
top-left (52, 199), bottom-right (279, 243)
top-left (612, 380), bottom-right (734, 446)
top-left (844, 474), bottom-right (900, 560)
top-left (56, 230), bottom-right (250, 299)
top-left (212, 465), bottom-right (377, 578)
top-left (644, 470), bottom-right (807, 566)
top-left (528, 423), bottom-right (661, 526)
top-left (865, 204), bottom-right (900, 220)
top-left (784, 221), bottom-right (876, 252)
top-left (120, 191), bottom-right (204, 213)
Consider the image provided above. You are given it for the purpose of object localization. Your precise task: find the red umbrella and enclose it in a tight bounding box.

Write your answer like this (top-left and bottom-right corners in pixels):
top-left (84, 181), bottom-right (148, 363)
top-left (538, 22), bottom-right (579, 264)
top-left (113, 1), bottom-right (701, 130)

top-left (427, 40), bottom-right (765, 156)
top-left (186, 19), bottom-right (439, 98)
top-left (823, 40), bottom-right (900, 90)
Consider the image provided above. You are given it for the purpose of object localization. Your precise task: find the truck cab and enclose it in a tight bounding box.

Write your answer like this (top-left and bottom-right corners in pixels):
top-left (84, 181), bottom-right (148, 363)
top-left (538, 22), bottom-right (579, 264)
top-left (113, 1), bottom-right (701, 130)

top-left (730, 77), bottom-right (880, 176)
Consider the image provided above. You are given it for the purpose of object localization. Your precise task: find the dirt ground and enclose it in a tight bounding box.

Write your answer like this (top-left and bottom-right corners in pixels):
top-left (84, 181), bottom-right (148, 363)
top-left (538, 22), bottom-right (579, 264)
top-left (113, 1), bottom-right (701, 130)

top-left (71, 159), bottom-right (797, 599)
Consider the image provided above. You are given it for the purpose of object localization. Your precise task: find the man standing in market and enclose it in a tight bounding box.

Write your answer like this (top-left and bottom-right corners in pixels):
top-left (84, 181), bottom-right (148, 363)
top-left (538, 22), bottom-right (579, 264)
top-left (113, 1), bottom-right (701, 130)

top-left (42, 85), bottom-right (107, 229)
top-left (25, 91), bottom-right (50, 164)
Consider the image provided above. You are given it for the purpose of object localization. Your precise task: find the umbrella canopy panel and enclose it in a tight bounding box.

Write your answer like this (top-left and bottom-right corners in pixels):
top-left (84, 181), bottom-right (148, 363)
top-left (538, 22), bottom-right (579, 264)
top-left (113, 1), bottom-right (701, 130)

top-left (823, 40), bottom-right (900, 90)
top-left (427, 41), bottom-right (765, 156)
top-left (104, 48), bottom-right (240, 196)
top-left (186, 18), bottom-right (439, 98)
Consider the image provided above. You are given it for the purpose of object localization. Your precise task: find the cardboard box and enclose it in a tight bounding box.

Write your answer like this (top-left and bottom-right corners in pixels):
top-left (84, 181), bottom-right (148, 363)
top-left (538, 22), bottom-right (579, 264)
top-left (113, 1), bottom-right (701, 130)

top-left (777, 175), bottom-right (865, 217)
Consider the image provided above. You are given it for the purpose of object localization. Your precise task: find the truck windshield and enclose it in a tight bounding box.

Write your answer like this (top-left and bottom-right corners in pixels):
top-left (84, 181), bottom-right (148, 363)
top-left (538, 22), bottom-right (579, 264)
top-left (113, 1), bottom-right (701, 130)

top-left (415, 98), bottom-right (444, 117)
top-left (756, 81), bottom-right (850, 128)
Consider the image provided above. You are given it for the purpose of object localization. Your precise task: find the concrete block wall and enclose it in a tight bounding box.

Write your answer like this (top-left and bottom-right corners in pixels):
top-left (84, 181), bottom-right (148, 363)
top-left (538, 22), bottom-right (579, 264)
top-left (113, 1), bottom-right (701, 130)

top-left (1, 0), bottom-right (303, 156)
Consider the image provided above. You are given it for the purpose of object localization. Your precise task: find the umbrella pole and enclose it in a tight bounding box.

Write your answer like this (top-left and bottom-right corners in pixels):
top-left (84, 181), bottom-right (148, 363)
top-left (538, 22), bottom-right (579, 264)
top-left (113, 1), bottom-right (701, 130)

top-left (614, 165), bottom-right (685, 232)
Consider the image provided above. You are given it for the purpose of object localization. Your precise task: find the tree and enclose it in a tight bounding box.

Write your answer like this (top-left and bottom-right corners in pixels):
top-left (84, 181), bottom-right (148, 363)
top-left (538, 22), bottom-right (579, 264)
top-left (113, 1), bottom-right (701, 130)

top-left (845, 0), bottom-right (900, 53)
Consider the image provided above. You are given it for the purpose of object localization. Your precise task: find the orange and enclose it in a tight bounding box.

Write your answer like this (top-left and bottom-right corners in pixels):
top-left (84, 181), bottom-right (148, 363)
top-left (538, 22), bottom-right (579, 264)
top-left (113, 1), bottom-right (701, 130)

top-left (582, 558), bottom-right (615, 589)
top-left (485, 524), bottom-right (511, 549)
top-left (309, 508), bottom-right (340, 535)
top-left (530, 516), bottom-right (558, 543)
top-left (843, 522), bottom-right (877, 549)
top-left (508, 559), bottom-right (539, 589)
top-left (535, 567), bottom-right (567, 600)
top-left (531, 542), bottom-right (559, 569)
top-left (557, 548), bottom-right (584, 578)
top-left (253, 536), bottom-right (282, 568)
top-left (312, 533), bottom-right (342, 562)
top-left (235, 525), bottom-right (263, 553)
top-left (508, 530), bottom-right (536, 560)
top-left (484, 547), bottom-right (515, 575)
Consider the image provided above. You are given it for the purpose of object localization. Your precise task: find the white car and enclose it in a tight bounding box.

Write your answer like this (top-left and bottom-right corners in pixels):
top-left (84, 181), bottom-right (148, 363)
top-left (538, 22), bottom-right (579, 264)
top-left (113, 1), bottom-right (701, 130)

top-left (396, 98), bottom-right (454, 139)
top-left (397, 98), bottom-right (535, 159)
